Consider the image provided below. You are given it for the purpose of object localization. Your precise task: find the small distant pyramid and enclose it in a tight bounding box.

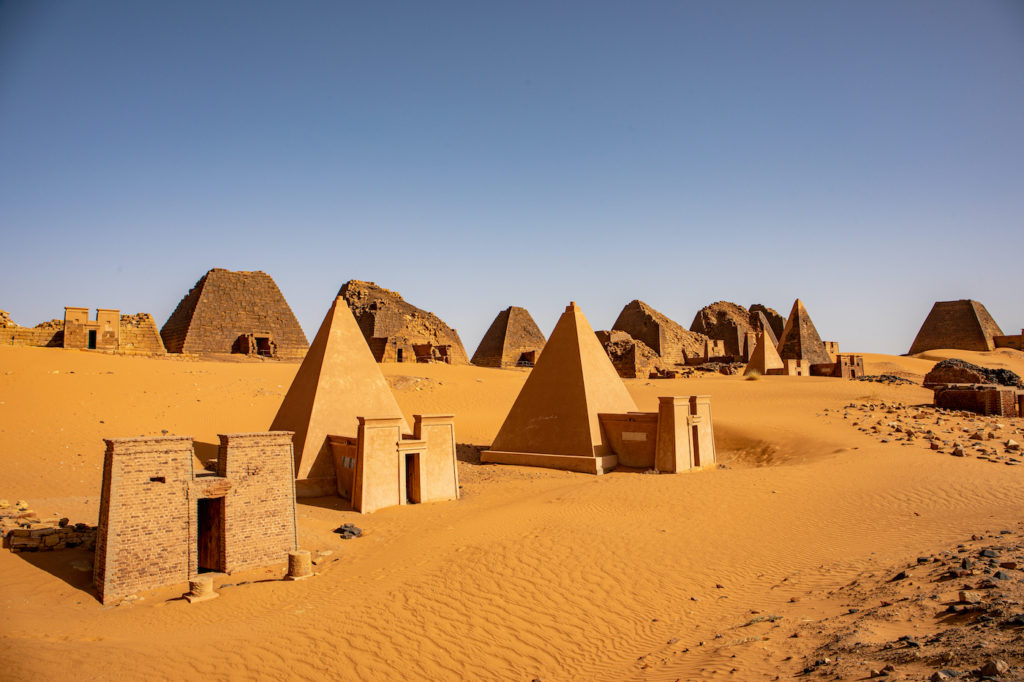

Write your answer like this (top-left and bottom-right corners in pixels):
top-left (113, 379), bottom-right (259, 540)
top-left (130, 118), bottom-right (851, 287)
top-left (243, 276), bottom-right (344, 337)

top-left (776, 299), bottom-right (832, 365)
top-left (471, 306), bottom-right (546, 368)
top-left (750, 310), bottom-right (779, 349)
top-left (483, 302), bottom-right (638, 473)
top-left (909, 300), bottom-right (1004, 354)
top-left (744, 332), bottom-right (784, 376)
top-left (270, 296), bottom-right (408, 495)
top-left (161, 268), bottom-right (308, 358)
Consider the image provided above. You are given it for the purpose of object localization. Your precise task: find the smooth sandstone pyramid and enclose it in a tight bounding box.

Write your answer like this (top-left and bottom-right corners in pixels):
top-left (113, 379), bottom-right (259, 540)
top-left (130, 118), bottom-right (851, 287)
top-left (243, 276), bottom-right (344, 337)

top-left (271, 296), bottom-right (408, 496)
top-left (744, 331), bottom-right (785, 376)
top-left (776, 299), bottom-right (832, 366)
top-left (482, 302), bottom-right (639, 474)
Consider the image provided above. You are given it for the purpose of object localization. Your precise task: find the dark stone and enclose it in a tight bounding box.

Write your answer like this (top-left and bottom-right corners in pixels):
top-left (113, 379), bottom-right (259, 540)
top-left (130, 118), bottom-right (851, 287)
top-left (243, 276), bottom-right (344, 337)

top-left (333, 523), bottom-right (363, 539)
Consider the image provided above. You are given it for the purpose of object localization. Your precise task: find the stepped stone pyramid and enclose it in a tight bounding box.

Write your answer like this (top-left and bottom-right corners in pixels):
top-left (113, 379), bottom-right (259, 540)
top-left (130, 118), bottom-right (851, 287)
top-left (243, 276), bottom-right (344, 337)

top-left (909, 300), bottom-right (1004, 354)
top-left (743, 331), bottom-right (784, 376)
top-left (270, 296), bottom-right (408, 497)
top-left (161, 268), bottom-right (308, 358)
top-left (482, 302), bottom-right (638, 474)
top-left (471, 306), bottom-right (546, 368)
top-left (776, 299), bottom-right (832, 366)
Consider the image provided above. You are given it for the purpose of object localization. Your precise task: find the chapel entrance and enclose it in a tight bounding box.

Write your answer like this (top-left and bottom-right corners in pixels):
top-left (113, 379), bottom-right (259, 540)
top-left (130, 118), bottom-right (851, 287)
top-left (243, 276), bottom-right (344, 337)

top-left (197, 497), bottom-right (226, 573)
top-left (88, 330), bottom-right (97, 350)
top-left (405, 453), bottom-right (421, 504)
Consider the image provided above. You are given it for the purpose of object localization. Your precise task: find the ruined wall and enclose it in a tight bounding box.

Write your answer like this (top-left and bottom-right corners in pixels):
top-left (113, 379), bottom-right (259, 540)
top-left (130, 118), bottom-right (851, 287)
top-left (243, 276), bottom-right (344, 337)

top-left (612, 300), bottom-right (709, 366)
top-left (118, 314), bottom-right (166, 354)
top-left (340, 280), bottom-right (469, 364)
top-left (94, 436), bottom-right (194, 605)
top-left (934, 385), bottom-right (1021, 418)
top-left (471, 306), bottom-right (546, 368)
top-left (689, 301), bottom-right (752, 359)
top-left (161, 269), bottom-right (309, 359)
top-left (909, 300), bottom-right (1004, 355)
top-left (596, 329), bottom-right (662, 379)
top-left (0, 312), bottom-right (63, 347)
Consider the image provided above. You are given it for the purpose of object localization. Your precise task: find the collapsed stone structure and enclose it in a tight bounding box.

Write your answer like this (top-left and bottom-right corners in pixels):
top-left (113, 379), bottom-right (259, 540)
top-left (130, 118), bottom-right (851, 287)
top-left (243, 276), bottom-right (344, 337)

top-left (161, 269), bottom-right (308, 359)
top-left (1, 308), bottom-right (165, 353)
top-left (94, 432), bottom-right (297, 605)
top-left (340, 280), bottom-right (469, 364)
top-left (750, 303), bottom-right (785, 340)
top-left (482, 302), bottom-right (716, 474)
top-left (923, 359), bottom-right (1023, 419)
top-left (909, 300), bottom-right (1004, 355)
top-left (613, 300), bottom-right (709, 365)
top-left (595, 329), bottom-right (663, 379)
top-left (690, 301), bottom-right (756, 361)
top-left (471, 306), bottom-right (546, 368)
top-left (271, 295), bottom-right (459, 510)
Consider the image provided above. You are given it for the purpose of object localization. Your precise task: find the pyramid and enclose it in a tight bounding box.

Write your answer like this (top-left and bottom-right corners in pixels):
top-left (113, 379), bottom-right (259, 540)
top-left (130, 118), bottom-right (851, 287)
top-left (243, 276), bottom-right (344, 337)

top-left (776, 299), bottom-right (832, 366)
top-left (482, 302), bottom-right (639, 474)
top-left (270, 296), bottom-right (408, 496)
top-left (744, 332), bottom-right (784, 376)
top-left (471, 306), bottom-right (547, 368)
top-left (750, 310), bottom-right (779, 348)
top-left (909, 300), bottom-right (1004, 354)
top-left (161, 268), bottom-right (308, 359)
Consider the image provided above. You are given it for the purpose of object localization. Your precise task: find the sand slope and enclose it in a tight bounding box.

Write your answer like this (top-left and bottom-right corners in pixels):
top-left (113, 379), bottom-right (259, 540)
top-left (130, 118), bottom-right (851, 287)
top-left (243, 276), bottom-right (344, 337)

top-left (1, 345), bottom-right (1023, 680)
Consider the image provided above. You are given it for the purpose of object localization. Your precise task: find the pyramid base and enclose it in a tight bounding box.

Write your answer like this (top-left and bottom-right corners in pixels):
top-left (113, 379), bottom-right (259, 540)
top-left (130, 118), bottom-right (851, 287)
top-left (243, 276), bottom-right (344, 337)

top-left (481, 450), bottom-right (618, 475)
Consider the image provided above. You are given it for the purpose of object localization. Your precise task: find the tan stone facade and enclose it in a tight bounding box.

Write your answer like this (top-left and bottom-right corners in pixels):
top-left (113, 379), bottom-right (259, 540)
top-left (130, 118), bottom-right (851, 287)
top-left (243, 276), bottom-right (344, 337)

top-left (94, 432), bottom-right (297, 604)
top-left (2, 308), bottom-right (165, 354)
top-left (471, 306), bottom-right (546, 368)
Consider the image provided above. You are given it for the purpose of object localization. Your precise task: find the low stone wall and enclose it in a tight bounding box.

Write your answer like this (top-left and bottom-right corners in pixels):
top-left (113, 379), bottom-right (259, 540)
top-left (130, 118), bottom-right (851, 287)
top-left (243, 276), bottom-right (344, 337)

top-left (1, 503), bottom-right (96, 552)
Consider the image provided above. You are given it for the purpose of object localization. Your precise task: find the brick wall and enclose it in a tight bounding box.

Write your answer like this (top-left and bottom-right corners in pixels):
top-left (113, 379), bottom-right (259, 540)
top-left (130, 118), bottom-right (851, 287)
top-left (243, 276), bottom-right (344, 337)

top-left (118, 314), bottom-right (167, 354)
top-left (934, 385), bottom-right (1021, 418)
top-left (909, 300), bottom-right (1004, 354)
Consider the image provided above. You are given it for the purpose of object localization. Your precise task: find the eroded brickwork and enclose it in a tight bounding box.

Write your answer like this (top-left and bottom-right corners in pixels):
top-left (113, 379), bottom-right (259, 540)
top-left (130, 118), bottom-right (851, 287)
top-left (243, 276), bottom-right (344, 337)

top-left (612, 300), bottom-right (710, 366)
top-left (118, 313), bottom-right (167, 354)
top-left (340, 280), bottom-right (469, 364)
top-left (689, 301), bottom-right (753, 359)
top-left (471, 306), bottom-right (546, 368)
top-left (934, 385), bottom-right (1022, 418)
top-left (95, 432), bottom-right (297, 604)
top-left (161, 269), bottom-right (308, 359)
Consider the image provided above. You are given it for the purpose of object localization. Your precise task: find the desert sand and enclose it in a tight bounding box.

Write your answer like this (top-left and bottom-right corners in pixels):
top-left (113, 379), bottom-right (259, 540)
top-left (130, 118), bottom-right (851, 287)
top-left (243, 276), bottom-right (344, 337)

top-left (2, 345), bottom-right (1024, 680)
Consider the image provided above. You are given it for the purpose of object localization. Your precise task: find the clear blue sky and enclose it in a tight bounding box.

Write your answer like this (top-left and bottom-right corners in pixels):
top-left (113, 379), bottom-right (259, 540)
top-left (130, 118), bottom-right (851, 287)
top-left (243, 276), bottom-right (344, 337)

top-left (2, 1), bottom-right (1022, 354)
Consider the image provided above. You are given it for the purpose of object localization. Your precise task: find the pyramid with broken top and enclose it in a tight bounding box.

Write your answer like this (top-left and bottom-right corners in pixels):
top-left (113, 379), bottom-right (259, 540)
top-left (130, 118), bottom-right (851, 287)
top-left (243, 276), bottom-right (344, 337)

top-left (270, 295), bottom-right (408, 496)
top-left (776, 299), bottom-right (832, 366)
top-left (744, 331), bottom-right (785, 376)
top-left (482, 302), bottom-right (638, 474)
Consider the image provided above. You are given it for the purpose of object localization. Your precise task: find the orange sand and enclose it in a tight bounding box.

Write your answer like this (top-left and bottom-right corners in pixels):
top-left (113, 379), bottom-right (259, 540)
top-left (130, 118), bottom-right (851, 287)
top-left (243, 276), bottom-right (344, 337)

top-left (2, 345), bottom-right (1023, 680)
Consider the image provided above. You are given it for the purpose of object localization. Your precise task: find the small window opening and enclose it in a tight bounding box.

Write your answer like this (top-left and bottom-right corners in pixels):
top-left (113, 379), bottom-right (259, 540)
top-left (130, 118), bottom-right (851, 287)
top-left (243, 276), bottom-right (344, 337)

top-left (150, 476), bottom-right (165, 483)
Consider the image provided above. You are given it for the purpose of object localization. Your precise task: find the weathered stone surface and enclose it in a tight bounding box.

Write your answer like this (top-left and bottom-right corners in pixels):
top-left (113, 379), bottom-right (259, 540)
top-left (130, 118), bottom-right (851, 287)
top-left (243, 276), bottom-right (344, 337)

top-left (776, 299), bottom-right (832, 366)
top-left (750, 304), bottom-right (785, 340)
top-left (909, 299), bottom-right (1004, 354)
top-left (118, 313), bottom-right (166, 354)
top-left (924, 358), bottom-right (1023, 389)
top-left (340, 280), bottom-right (469, 364)
top-left (613, 300), bottom-right (710, 365)
top-left (161, 269), bottom-right (308, 359)
top-left (595, 329), bottom-right (663, 379)
top-left (472, 306), bottom-right (546, 368)
top-left (690, 301), bottom-right (752, 358)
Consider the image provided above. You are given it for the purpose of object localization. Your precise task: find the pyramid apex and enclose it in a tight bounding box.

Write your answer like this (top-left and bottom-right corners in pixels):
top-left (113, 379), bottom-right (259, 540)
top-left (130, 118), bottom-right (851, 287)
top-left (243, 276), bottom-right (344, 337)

top-left (566, 301), bottom-right (579, 312)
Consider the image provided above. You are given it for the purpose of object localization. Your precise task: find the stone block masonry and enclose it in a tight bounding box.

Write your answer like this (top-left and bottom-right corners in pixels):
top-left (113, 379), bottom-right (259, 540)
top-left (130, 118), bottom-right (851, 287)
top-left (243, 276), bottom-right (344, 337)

top-left (94, 432), bottom-right (297, 605)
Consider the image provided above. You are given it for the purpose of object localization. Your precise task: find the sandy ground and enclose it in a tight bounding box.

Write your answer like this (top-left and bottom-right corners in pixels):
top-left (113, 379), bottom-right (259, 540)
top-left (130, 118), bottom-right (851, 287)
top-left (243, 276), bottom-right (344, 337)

top-left (1, 345), bottom-right (1024, 680)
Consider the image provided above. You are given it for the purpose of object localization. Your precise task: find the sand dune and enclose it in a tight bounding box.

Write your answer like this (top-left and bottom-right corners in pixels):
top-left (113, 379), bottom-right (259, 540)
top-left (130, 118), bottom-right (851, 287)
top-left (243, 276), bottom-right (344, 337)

top-left (2, 345), bottom-right (1023, 680)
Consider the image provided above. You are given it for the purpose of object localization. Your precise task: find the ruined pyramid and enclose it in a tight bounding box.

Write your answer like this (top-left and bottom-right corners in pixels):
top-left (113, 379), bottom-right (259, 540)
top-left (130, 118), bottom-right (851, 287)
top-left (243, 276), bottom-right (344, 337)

top-left (909, 299), bottom-right (1004, 354)
top-left (776, 299), bottom-right (832, 366)
top-left (471, 306), bottom-right (546, 368)
top-left (743, 331), bottom-right (785, 376)
top-left (161, 268), bottom-right (308, 359)
top-left (482, 302), bottom-right (639, 474)
top-left (270, 296), bottom-right (408, 497)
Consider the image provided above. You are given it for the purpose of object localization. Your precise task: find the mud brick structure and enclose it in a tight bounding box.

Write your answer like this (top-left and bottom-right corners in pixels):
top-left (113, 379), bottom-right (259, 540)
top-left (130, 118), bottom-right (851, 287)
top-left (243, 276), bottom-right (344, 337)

top-left (750, 303), bottom-right (785, 341)
top-left (993, 330), bottom-right (1024, 352)
top-left (598, 396), bottom-right (717, 472)
top-left (776, 299), bottom-right (833, 366)
top-left (64, 307), bottom-right (119, 350)
top-left (612, 300), bottom-right (710, 367)
top-left (271, 296), bottom-right (409, 497)
top-left (94, 432), bottom-right (297, 605)
top-left (690, 301), bottom-right (755, 360)
top-left (328, 414), bottom-right (459, 513)
top-left (595, 329), bottom-right (663, 379)
top-left (340, 280), bottom-right (468, 364)
top-left (161, 268), bottom-right (308, 359)
top-left (471, 306), bottom-right (546, 368)
top-left (811, 354), bottom-right (865, 379)
top-left (909, 300), bottom-right (1004, 355)
top-left (1, 311), bottom-right (64, 347)
top-left (933, 385), bottom-right (1023, 418)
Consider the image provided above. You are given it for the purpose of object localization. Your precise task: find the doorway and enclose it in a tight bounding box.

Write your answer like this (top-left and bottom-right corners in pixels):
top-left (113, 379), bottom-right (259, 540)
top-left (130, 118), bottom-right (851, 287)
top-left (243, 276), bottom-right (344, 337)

top-left (255, 336), bottom-right (273, 357)
top-left (396, 348), bottom-right (404, 362)
top-left (405, 453), bottom-right (420, 504)
top-left (691, 425), bottom-right (702, 467)
top-left (197, 497), bottom-right (225, 573)
top-left (87, 329), bottom-right (97, 350)
top-left (517, 351), bottom-right (536, 367)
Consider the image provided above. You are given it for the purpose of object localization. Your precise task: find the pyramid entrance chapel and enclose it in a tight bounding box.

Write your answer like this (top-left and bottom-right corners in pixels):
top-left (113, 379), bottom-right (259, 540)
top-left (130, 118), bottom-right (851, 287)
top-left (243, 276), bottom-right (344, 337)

top-left (270, 295), bottom-right (459, 508)
top-left (482, 302), bottom-right (716, 474)
top-left (160, 268), bottom-right (309, 359)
